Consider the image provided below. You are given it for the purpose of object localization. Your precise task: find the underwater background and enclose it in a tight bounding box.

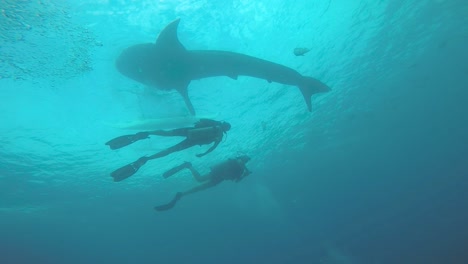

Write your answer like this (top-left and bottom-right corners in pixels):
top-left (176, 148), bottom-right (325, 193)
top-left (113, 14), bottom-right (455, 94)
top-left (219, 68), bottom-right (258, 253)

top-left (1, 0), bottom-right (467, 263)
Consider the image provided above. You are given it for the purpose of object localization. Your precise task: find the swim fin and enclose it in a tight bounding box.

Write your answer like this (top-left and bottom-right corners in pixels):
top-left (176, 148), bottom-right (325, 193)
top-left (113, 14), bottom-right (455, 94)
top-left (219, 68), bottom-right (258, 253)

top-left (105, 132), bottom-right (149, 150)
top-left (162, 162), bottom-right (191, 178)
top-left (154, 192), bottom-right (183, 211)
top-left (111, 157), bottom-right (148, 182)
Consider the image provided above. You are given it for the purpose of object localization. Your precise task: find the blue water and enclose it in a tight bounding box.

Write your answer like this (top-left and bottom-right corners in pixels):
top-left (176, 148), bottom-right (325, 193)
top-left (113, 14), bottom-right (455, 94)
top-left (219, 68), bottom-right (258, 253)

top-left (1, 0), bottom-right (467, 263)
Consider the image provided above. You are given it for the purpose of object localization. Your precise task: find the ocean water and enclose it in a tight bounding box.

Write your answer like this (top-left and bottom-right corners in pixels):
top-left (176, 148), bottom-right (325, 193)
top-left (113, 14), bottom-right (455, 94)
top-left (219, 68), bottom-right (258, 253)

top-left (1, 0), bottom-right (467, 263)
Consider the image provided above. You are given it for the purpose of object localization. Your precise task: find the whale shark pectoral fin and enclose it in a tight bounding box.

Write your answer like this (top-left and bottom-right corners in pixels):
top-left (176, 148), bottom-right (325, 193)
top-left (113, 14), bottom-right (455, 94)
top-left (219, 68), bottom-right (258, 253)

top-left (175, 82), bottom-right (196, 116)
top-left (155, 18), bottom-right (186, 53)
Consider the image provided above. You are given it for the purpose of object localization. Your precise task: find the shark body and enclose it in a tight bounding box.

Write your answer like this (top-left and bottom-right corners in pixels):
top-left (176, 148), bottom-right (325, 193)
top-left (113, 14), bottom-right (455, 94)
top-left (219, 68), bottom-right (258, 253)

top-left (116, 19), bottom-right (330, 115)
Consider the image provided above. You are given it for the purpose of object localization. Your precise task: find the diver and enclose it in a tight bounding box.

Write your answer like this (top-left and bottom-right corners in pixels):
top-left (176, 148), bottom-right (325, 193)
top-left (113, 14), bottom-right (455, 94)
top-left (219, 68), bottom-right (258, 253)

top-left (106, 119), bottom-right (231, 182)
top-left (154, 155), bottom-right (252, 211)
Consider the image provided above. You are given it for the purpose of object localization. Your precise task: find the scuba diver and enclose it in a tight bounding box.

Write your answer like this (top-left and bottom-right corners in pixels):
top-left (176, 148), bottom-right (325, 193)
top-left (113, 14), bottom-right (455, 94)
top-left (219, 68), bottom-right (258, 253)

top-left (154, 155), bottom-right (252, 211)
top-left (106, 119), bottom-right (231, 182)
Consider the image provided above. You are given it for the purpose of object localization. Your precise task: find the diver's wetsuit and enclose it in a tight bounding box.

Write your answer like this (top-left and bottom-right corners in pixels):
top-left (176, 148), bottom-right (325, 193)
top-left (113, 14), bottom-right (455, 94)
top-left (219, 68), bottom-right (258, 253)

top-left (209, 158), bottom-right (249, 182)
top-left (147, 119), bottom-right (225, 159)
top-left (108, 119), bottom-right (230, 182)
top-left (155, 156), bottom-right (251, 211)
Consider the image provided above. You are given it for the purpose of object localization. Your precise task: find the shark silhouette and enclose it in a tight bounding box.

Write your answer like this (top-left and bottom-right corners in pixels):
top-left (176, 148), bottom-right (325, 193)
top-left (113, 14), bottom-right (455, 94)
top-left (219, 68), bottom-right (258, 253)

top-left (116, 19), bottom-right (330, 115)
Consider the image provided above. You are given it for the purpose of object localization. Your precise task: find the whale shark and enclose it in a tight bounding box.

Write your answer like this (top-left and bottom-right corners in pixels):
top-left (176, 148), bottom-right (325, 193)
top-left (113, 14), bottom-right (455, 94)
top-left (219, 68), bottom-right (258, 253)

top-left (116, 19), bottom-right (330, 115)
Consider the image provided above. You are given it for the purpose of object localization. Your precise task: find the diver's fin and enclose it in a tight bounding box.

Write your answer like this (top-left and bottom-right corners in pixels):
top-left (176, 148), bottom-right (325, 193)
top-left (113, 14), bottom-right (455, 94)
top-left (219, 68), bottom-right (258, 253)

top-left (155, 18), bottom-right (186, 53)
top-left (111, 157), bottom-right (148, 182)
top-left (176, 83), bottom-right (196, 115)
top-left (163, 162), bottom-right (191, 178)
top-left (154, 192), bottom-right (183, 211)
top-left (105, 132), bottom-right (149, 150)
top-left (298, 77), bottom-right (331, 111)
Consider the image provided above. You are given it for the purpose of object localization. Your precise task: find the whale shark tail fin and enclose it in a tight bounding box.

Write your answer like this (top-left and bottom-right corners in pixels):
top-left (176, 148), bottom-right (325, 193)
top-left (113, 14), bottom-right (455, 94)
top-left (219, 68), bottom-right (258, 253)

top-left (299, 77), bottom-right (331, 111)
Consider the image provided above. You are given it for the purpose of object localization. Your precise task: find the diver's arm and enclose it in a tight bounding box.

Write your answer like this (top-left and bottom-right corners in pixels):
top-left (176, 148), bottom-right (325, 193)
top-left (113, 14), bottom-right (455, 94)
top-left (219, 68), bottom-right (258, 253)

top-left (196, 139), bottom-right (220, 157)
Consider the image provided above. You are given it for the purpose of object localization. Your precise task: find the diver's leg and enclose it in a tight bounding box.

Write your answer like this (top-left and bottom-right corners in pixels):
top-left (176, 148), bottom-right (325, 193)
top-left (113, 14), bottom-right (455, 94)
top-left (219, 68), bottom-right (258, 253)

top-left (154, 179), bottom-right (221, 211)
top-left (148, 128), bottom-right (189, 137)
top-left (181, 179), bottom-right (222, 197)
top-left (147, 139), bottom-right (194, 160)
top-left (162, 163), bottom-right (211, 181)
top-left (186, 165), bottom-right (211, 182)
top-left (162, 161), bottom-right (192, 179)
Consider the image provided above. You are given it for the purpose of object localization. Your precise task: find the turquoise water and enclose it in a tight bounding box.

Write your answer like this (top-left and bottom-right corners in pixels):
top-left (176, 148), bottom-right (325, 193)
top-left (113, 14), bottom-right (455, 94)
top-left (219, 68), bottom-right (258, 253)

top-left (1, 0), bottom-right (467, 263)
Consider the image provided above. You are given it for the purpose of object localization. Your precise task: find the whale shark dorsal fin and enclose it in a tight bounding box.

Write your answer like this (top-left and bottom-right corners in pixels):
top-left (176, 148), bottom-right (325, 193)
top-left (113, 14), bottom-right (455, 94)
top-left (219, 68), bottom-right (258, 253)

top-left (155, 18), bottom-right (186, 52)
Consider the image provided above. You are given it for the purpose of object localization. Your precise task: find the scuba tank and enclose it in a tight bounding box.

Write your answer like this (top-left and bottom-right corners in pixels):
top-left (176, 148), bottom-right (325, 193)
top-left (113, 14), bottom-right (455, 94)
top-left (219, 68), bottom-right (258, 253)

top-left (187, 126), bottom-right (219, 141)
